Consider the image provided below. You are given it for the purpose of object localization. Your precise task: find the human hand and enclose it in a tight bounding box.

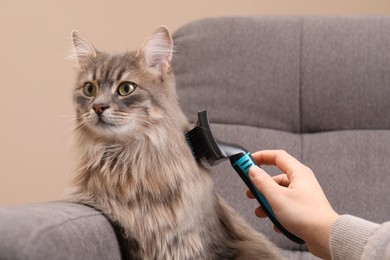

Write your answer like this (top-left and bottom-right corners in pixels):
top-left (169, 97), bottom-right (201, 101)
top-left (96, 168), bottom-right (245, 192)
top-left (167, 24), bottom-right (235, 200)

top-left (247, 150), bottom-right (339, 260)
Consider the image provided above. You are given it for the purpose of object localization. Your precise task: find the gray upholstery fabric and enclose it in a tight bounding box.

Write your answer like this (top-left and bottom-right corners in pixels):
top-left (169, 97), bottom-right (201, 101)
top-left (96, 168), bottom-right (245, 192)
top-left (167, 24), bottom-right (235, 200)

top-left (173, 16), bottom-right (390, 132)
top-left (173, 17), bottom-right (302, 132)
top-left (172, 16), bottom-right (390, 255)
top-left (301, 17), bottom-right (390, 132)
top-left (1, 16), bottom-right (389, 260)
top-left (0, 202), bottom-right (121, 260)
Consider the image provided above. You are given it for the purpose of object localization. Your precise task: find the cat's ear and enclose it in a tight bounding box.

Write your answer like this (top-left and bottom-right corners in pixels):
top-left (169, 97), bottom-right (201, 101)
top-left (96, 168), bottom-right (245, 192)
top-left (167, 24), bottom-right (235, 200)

top-left (138, 26), bottom-right (173, 74)
top-left (70, 30), bottom-right (97, 67)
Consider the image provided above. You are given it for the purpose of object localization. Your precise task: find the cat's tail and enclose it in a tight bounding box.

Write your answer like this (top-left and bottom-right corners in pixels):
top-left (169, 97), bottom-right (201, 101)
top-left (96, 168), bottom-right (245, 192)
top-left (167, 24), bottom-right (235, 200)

top-left (216, 195), bottom-right (284, 260)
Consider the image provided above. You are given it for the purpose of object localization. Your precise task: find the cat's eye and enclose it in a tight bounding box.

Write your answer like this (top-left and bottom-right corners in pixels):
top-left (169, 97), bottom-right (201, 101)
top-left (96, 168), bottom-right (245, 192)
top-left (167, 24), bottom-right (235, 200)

top-left (118, 82), bottom-right (137, 96)
top-left (83, 82), bottom-right (97, 97)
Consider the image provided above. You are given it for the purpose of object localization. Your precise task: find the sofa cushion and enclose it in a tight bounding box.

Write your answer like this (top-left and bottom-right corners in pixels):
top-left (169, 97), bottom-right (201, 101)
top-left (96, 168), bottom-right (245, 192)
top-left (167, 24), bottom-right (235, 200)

top-left (301, 17), bottom-right (390, 132)
top-left (173, 16), bottom-right (390, 133)
top-left (172, 16), bottom-right (390, 252)
top-left (0, 202), bottom-right (121, 260)
top-left (173, 16), bottom-right (302, 132)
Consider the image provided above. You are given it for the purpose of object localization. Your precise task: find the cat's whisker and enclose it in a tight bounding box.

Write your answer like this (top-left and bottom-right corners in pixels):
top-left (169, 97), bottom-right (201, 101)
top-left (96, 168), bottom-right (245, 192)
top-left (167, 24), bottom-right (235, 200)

top-left (38, 115), bottom-right (80, 145)
top-left (155, 113), bottom-right (193, 126)
top-left (74, 123), bottom-right (88, 132)
top-left (45, 114), bottom-right (76, 119)
top-left (41, 114), bottom-right (77, 124)
top-left (49, 127), bottom-right (76, 145)
top-left (45, 120), bottom-right (86, 146)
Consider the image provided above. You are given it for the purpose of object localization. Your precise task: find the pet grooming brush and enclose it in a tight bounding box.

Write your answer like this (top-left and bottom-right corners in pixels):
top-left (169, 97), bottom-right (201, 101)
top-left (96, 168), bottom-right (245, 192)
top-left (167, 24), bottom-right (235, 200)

top-left (185, 110), bottom-right (304, 244)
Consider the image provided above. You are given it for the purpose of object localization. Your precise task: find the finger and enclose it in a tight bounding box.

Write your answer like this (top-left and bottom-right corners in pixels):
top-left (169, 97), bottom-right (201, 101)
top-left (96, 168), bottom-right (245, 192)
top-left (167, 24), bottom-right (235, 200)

top-left (255, 206), bottom-right (267, 218)
top-left (272, 174), bottom-right (290, 187)
top-left (246, 189), bottom-right (255, 199)
top-left (248, 166), bottom-right (281, 200)
top-left (248, 174), bottom-right (289, 194)
top-left (273, 226), bottom-right (281, 233)
top-left (252, 150), bottom-right (304, 178)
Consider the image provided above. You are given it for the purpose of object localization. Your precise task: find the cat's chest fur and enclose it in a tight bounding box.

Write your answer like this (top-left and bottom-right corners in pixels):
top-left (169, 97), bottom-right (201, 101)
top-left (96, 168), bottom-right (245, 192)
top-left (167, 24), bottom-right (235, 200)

top-left (73, 132), bottom-right (218, 258)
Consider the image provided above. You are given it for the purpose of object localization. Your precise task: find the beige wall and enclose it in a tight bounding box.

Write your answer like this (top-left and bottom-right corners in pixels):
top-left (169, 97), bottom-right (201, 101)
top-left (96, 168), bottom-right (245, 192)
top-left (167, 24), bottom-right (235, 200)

top-left (1, 0), bottom-right (389, 206)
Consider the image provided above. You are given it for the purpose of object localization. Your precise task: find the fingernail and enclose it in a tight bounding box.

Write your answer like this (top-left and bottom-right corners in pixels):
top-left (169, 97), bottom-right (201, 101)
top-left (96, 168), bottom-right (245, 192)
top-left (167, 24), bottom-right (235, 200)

top-left (249, 167), bottom-right (259, 179)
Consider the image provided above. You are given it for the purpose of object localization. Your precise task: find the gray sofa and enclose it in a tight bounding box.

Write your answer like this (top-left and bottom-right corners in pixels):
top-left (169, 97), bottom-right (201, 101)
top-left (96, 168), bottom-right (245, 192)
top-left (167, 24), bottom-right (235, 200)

top-left (1, 16), bottom-right (390, 259)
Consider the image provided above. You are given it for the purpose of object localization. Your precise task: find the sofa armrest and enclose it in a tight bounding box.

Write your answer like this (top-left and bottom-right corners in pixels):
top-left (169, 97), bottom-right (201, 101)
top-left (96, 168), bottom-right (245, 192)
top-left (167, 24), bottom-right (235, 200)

top-left (0, 202), bottom-right (121, 260)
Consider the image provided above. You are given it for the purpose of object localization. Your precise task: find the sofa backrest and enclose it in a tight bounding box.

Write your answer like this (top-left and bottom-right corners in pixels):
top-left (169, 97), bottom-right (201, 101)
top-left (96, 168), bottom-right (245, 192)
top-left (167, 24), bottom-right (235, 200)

top-left (172, 16), bottom-right (390, 251)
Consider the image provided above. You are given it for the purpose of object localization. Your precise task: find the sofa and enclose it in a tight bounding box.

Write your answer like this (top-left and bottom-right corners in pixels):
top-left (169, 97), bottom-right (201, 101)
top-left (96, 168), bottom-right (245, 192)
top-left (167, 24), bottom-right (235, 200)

top-left (1, 16), bottom-right (390, 260)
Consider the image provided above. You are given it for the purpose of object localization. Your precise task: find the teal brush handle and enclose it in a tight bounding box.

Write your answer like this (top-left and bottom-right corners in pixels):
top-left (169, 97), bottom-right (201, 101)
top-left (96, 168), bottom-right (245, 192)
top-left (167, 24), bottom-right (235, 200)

top-left (231, 152), bottom-right (304, 244)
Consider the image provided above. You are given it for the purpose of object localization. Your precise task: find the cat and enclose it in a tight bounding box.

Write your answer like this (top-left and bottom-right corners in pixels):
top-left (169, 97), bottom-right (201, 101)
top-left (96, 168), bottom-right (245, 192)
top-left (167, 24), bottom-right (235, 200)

top-left (69, 25), bottom-right (283, 259)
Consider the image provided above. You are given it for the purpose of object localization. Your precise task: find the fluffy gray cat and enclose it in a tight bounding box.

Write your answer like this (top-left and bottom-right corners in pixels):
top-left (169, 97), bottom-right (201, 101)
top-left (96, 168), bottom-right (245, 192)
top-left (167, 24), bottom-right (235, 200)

top-left (70, 25), bottom-right (282, 259)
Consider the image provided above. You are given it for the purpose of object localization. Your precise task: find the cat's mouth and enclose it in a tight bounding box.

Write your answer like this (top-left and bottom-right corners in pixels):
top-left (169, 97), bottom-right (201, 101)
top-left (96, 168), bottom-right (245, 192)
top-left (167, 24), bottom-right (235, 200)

top-left (85, 113), bottom-right (135, 136)
top-left (92, 115), bottom-right (123, 131)
top-left (96, 116), bottom-right (116, 127)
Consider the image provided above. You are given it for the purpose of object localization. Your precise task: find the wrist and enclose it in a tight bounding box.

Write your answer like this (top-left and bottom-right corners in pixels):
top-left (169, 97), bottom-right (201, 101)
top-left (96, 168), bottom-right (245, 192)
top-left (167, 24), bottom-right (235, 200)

top-left (306, 211), bottom-right (339, 260)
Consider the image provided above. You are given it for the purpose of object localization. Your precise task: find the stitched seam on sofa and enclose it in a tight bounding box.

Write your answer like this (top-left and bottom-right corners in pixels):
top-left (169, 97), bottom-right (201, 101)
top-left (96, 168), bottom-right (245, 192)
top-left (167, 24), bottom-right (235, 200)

top-left (298, 18), bottom-right (305, 192)
top-left (210, 121), bottom-right (390, 134)
top-left (298, 17), bottom-right (304, 135)
top-left (25, 213), bottom-right (104, 255)
top-left (210, 122), bottom-right (299, 134)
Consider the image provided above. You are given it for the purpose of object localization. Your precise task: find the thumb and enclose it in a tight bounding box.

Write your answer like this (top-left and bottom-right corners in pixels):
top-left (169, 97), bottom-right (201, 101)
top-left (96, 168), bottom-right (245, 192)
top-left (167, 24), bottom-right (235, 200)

top-left (249, 166), bottom-right (281, 199)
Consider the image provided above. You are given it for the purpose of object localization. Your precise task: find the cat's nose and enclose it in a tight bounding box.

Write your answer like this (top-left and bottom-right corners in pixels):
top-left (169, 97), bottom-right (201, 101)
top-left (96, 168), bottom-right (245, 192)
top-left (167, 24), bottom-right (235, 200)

top-left (93, 103), bottom-right (110, 115)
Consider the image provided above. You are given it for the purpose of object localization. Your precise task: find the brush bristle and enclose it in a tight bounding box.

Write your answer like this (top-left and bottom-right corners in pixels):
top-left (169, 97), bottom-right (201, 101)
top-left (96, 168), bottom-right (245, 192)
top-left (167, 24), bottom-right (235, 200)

top-left (185, 127), bottom-right (210, 160)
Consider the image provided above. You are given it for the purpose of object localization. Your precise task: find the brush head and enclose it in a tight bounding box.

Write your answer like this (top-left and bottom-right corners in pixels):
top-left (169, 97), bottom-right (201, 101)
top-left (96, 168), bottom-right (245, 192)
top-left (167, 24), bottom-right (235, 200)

top-left (185, 127), bottom-right (209, 160)
top-left (185, 110), bottom-right (248, 166)
top-left (185, 110), bottom-right (225, 165)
